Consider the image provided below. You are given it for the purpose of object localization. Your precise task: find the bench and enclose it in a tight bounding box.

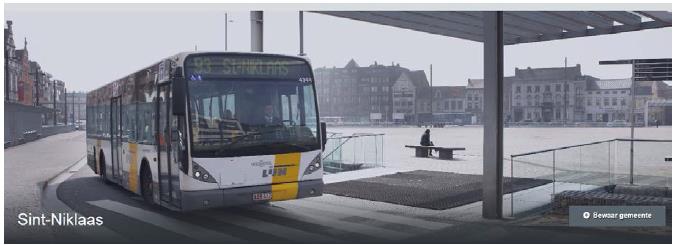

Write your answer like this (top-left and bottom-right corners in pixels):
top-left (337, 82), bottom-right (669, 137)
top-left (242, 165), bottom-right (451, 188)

top-left (405, 145), bottom-right (466, 160)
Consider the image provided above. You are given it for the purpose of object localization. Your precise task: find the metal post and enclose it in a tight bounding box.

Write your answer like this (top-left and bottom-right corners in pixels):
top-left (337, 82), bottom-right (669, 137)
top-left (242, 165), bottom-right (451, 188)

top-left (299, 11), bottom-right (305, 56)
top-left (510, 156), bottom-right (514, 217)
top-left (53, 80), bottom-right (57, 125)
top-left (482, 11), bottom-right (504, 219)
top-left (430, 64), bottom-right (433, 125)
top-left (64, 89), bottom-right (68, 125)
top-left (552, 151), bottom-right (556, 197)
top-left (250, 11), bottom-right (263, 52)
top-left (579, 147), bottom-right (582, 190)
top-left (225, 13), bottom-right (228, 51)
top-left (563, 57), bottom-right (567, 126)
top-left (608, 141), bottom-right (611, 185)
top-left (644, 101), bottom-right (649, 127)
top-left (629, 60), bottom-right (635, 185)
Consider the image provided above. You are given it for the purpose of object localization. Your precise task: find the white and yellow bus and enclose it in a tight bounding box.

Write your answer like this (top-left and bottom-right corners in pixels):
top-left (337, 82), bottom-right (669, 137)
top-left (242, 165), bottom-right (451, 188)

top-left (86, 52), bottom-right (325, 211)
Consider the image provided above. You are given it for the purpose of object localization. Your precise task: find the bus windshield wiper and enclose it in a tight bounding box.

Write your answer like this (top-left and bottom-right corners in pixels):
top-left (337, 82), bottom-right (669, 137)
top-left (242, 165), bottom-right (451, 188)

top-left (213, 131), bottom-right (263, 156)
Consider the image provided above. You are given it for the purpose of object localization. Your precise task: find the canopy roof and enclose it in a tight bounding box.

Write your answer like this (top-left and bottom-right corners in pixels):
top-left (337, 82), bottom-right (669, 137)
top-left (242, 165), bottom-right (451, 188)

top-left (315, 11), bottom-right (672, 45)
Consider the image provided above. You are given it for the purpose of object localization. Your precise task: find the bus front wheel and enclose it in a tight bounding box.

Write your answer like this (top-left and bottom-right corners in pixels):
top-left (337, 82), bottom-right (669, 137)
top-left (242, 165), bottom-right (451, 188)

top-left (141, 164), bottom-right (154, 204)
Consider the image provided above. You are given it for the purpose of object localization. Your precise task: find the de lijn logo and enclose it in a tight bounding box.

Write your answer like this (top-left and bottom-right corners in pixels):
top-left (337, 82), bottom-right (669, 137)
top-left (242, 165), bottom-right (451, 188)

top-left (262, 166), bottom-right (288, 178)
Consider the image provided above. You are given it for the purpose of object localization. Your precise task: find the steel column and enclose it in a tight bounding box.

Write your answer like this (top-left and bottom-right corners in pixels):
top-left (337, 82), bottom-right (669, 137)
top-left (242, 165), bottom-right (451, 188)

top-left (482, 11), bottom-right (504, 219)
top-left (250, 11), bottom-right (263, 52)
top-left (299, 11), bottom-right (305, 56)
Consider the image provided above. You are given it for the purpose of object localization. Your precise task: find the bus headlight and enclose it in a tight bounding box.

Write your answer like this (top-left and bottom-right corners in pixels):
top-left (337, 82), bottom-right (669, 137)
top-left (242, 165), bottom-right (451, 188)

top-left (192, 161), bottom-right (217, 183)
top-left (303, 154), bottom-right (322, 175)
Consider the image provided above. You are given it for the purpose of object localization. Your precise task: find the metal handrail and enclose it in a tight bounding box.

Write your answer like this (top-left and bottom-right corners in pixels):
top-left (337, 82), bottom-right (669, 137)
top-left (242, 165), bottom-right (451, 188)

top-left (322, 136), bottom-right (354, 160)
top-left (508, 137), bottom-right (671, 217)
top-left (510, 138), bottom-right (672, 158)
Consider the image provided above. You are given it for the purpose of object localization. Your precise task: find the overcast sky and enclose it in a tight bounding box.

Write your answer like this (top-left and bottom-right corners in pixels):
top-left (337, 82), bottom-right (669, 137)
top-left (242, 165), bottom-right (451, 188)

top-left (4, 4), bottom-right (672, 92)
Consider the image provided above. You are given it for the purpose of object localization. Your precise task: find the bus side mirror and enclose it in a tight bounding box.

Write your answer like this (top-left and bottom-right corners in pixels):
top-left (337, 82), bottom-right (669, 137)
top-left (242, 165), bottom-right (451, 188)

top-left (320, 122), bottom-right (327, 151)
top-left (172, 79), bottom-right (186, 116)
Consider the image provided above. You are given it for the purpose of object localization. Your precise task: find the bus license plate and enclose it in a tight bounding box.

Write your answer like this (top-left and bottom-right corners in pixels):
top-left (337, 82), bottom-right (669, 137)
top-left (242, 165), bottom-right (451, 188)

top-left (253, 192), bottom-right (272, 201)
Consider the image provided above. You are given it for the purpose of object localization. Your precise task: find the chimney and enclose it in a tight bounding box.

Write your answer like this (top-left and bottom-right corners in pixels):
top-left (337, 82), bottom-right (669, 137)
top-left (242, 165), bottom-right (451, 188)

top-left (6, 20), bottom-right (12, 30)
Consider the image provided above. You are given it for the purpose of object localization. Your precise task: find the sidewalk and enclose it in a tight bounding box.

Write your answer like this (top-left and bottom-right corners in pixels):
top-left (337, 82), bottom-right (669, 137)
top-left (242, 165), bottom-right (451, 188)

top-left (4, 131), bottom-right (86, 243)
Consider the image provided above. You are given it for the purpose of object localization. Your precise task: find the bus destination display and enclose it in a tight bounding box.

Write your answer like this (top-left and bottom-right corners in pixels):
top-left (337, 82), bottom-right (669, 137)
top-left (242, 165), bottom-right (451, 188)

top-left (184, 55), bottom-right (311, 81)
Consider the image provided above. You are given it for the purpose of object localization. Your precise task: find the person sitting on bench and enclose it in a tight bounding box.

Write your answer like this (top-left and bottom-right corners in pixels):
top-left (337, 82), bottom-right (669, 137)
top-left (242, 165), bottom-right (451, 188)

top-left (420, 129), bottom-right (434, 156)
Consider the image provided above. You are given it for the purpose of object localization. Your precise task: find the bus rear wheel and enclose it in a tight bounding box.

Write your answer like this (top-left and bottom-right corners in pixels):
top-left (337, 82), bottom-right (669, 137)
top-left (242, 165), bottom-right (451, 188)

top-left (99, 152), bottom-right (111, 185)
top-left (141, 165), bottom-right (154, 204)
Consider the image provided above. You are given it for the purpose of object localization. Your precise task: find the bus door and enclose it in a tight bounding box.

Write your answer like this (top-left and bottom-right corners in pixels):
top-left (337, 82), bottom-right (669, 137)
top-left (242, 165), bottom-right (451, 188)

top-left (110, 97), bottom-right (122, 181)
top-left (157, 83), bottom-right (181, 207)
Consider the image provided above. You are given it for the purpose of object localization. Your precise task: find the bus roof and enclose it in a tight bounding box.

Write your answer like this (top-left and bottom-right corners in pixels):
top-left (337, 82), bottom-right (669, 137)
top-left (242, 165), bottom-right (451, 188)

top-left (87, 51), bottom-right (311, 102)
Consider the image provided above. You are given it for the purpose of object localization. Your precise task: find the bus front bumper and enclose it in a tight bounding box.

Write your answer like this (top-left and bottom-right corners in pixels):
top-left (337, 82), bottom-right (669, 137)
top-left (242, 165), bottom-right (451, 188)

top-left (180, 179), bottom-right (323, 211)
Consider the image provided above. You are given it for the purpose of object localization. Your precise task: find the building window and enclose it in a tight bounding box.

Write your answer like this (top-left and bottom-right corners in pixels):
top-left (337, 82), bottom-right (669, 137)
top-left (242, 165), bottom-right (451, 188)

top-left (515, 86), bottom-right (521, 93)
top-left (604, 97), bottom-right (609, 106)
top-left (564, 84), bottom-right (569, 92)
top-left (527, 86), bottom-right (532, 93)
top-left (621, 90), bottom-right (626, 94)
top-left (587, 98), bottom-right (591, 106)
top-left (596, 98), bottom-right (600, 106)
top-left (535, 86), bottom-right (540, 92)
top-left (612, 91), bottom-right (617, 94)
top-left (621, 98), bottom-right (626, 106)
top-left (555, 84), bottom-right (561, 92)
top-left (612, 98), bottom-right (617, 106)
top-left (604, 91), bottom-right (609, 94)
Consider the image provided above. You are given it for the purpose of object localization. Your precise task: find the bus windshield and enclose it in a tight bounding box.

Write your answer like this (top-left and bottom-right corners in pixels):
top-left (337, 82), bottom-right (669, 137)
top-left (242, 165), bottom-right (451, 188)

top-left (188, 79), bottom-right (319, 157)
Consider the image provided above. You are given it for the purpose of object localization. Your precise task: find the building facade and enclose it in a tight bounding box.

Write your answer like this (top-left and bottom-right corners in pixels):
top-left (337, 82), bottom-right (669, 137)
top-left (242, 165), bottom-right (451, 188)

top-left (510, 65), bottom-right (593, 123)
top-left (15, 46), bottom-right (32, 106)
top-left (5, 21), bottom-right (20, 103)
top-left (583, 79), bottom-right (631, 122)
top-left (392, 70), bottom-right (430, 123)
top-left (315, 59), bottom-right (413, 122)
top-left (67, 91), bottom-right (87, 123)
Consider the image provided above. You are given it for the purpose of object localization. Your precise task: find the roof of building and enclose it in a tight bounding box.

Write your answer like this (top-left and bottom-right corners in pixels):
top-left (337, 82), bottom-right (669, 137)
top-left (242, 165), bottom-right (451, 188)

top-left (514, 65), bottom-right (583, 81)
top-left (467, 78), bottom-right (484, 89)
top-left (345, 59), bottom-right (360, 69)
top-left (408, 70), bottom-right (429, 88)
top-left (433, 86), bottom-right (465, 98)
top-left (588, 78), bottom-right (632, 90)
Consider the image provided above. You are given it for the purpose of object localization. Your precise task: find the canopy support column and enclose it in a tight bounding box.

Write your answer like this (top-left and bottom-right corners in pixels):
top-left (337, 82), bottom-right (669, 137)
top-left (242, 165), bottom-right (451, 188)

top-left (482, 11), bottom-right (504, 219)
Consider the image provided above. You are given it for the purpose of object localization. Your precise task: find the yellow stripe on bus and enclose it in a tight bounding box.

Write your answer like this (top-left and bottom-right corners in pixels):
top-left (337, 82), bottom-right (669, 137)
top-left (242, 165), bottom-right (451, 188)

top-left (128, 143), bottom-right (139, 193)
top-left (271, 152), bottom-right (301, 201)
top-left (271, 182), bottom-right (299, 201)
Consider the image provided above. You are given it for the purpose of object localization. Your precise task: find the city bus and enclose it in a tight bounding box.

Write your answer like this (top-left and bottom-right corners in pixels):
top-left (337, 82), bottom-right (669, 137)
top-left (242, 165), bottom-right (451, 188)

top-left (86, 52), bottom-right (325, 211)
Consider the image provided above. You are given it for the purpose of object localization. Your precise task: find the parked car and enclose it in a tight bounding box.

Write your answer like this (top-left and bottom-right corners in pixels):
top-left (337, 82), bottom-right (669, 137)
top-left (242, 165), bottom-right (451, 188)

top-left (607, 120), bottom-right (629, 127)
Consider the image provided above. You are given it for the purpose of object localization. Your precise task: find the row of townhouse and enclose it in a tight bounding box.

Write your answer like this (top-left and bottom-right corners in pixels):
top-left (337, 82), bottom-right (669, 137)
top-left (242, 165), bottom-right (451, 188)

top-left (315, 59), bottom-right (671, 125)
top-left (5, 20), bottom-right (74, 125)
